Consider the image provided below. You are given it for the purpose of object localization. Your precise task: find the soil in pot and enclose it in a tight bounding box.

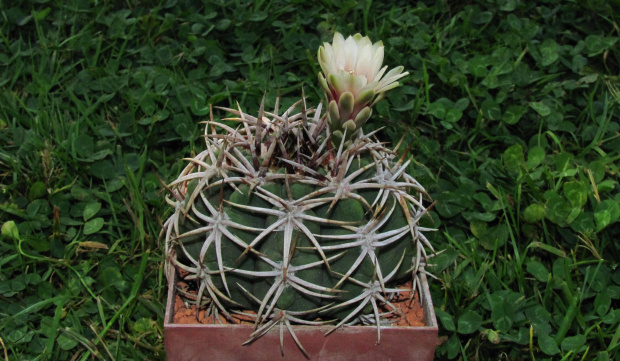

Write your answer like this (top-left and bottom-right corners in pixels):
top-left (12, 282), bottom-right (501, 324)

top-left (172, 279), bottom-right (426, 327)
top-left (165, 269), bottom-right (437, 361)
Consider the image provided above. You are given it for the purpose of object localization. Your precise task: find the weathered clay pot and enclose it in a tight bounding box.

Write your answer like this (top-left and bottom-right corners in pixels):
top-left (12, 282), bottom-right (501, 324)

top-left (164, 269), bottom-right (438, 361)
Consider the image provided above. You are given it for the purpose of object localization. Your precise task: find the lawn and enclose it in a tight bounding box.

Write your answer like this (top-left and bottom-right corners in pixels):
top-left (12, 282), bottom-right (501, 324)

top-left (0, 0), bottom-right (619, 360)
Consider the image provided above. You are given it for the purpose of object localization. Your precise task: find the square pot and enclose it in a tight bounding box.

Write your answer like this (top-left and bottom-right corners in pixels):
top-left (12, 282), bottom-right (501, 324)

top-left (164, 269), bottom-right (438, 361)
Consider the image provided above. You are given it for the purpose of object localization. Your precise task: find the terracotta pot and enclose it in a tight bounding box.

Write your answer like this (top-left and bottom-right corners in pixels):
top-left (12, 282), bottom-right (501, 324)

top-left (164, 269), bottom-right (438, 361)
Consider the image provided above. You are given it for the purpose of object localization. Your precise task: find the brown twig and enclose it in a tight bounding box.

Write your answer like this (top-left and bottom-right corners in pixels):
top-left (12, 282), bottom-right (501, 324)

top-left (0, 337), bottom-right (8, 361)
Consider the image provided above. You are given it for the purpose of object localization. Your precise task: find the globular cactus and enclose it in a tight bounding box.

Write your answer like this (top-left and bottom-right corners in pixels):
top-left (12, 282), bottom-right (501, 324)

top-left (162, 32), bottom-right (434, 357)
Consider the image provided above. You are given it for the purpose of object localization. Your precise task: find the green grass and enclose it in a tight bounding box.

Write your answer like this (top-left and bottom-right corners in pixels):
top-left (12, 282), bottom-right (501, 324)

top-left (0, 0), bottom-right (619, 360)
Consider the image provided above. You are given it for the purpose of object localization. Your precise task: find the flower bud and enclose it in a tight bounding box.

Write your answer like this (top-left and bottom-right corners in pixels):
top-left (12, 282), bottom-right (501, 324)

top-left (317, 32), bottom-right (408, 142)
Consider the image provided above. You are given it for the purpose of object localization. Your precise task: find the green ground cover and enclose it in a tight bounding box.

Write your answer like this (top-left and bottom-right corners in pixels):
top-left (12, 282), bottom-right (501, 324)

top-left (0, 0), bottom-right (619, 359)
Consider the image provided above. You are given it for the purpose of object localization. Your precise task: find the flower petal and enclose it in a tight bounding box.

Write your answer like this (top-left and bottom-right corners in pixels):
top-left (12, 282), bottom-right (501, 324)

top-left (354, 107), bottom-right (372, 128)
top-left (342, 119), bottom-right (357, 132)
top-left (338, 92), bottom-right (355, 122)
top-left (318, 72), bottom-right (330, 93)
top-left (355, 89), bottom-right (375, 108)
top-left (328, 73), bottom-right (345, 95)
top-left (328, 100), bottom-right (339, 126)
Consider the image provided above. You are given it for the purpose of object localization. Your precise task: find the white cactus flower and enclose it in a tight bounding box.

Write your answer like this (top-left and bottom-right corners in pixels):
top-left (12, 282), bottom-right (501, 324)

top-left (317, 32), bottom-right (408, 143)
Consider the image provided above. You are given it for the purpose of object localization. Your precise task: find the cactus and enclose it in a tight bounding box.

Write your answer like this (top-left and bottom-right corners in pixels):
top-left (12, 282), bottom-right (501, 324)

top-left (162, 32), bottom-right (434, 356)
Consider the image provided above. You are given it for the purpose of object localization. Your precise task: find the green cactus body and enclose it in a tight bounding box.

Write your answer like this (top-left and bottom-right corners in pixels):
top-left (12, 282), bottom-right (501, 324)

top-left (160, 32), bottom-right (433, 357)
top-left (163, 96), bottom-right (433, 339)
